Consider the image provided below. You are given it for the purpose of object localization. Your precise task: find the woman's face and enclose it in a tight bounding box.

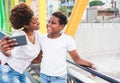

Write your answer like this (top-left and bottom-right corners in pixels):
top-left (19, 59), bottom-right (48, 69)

top-left (29, 16), bottom-right (40, 30)
top-left (47, 15), bottom-right (63, 34)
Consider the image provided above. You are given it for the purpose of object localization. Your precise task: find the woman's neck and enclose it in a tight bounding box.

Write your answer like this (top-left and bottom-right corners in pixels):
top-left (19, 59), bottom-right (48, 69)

top-left (23, 29), bottom-right (35, 44)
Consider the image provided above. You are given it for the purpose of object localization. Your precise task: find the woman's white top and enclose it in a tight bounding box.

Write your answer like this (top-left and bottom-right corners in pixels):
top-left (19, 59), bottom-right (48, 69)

top-left (40, 33), bottom-right (76, 76)
top-left (0, 30), bottom-right (41, 73)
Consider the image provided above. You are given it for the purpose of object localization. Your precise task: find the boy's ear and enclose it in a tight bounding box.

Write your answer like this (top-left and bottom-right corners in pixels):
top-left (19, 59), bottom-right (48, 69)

top-left (60, 25), bottom-right (64, 30)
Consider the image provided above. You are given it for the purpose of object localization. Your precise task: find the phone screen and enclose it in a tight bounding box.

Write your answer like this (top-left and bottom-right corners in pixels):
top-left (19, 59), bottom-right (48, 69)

top-left (0, 31), bottom-right (6, 39)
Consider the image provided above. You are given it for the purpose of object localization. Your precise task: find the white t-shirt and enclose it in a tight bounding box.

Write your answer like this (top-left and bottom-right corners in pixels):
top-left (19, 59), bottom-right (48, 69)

top-left (0, 30), bottom-right (41, 74)
top-left (40, 33), bottom-right (76, 76)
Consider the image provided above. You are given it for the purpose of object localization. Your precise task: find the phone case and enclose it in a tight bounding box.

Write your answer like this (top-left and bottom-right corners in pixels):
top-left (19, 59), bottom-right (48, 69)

top-left (0, 31), bottom-right (6, 39)
top-left (8, 35), bottom-right (27, 46)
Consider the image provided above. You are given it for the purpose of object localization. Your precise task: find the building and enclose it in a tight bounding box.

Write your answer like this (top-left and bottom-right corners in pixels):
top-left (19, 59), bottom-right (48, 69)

top-left (116, 0), bottom-right (120, 15)
top-left (86, 0), bottom-right (119, 23)
top-left (59, 0), bottom-right (75, 16)
top-left (86, 7), bottom-right (98, 23)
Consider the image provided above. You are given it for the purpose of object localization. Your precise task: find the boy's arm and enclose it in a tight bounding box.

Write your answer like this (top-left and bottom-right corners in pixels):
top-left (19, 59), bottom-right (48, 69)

top-left (32, 50), bottom-right (43, 64)
top-left (69, 50), bottom-right (95, 68)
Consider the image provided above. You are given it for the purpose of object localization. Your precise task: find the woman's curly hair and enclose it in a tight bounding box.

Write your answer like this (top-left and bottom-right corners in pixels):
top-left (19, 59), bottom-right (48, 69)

top-left (9, 2), bottom-right (33, 29)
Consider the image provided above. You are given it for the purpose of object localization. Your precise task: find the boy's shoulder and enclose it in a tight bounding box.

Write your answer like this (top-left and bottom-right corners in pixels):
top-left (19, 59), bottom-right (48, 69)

top-left (39, 34), bottom-right (47, 39)
top-left (63, 33), bottom-right (73, 38)
top-left (60, 33), bottom-right (74, 42)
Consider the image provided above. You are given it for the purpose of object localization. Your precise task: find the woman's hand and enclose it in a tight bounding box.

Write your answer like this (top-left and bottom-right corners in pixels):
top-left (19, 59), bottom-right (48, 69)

top-left (0, 36), bottom-right (17, 57)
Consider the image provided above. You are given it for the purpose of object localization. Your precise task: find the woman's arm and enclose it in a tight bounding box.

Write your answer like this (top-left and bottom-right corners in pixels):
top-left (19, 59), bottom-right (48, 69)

top-left (32, 50), bottom-right (43, 64)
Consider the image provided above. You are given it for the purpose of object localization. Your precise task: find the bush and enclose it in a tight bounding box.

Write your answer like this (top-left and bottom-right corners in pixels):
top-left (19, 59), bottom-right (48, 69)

top-left (89, 0), bottom-right (105, 7)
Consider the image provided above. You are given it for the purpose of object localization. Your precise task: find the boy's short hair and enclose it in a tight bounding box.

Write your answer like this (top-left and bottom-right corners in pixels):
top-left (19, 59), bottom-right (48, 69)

top-left (52, 11), bottom-right (68, 26)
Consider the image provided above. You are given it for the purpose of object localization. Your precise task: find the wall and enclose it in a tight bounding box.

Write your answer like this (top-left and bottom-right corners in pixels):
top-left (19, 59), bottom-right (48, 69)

top-left (74, 23), bottom-right (120, 57)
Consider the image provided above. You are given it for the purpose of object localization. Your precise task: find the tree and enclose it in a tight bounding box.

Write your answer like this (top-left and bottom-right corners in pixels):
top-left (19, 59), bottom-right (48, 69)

top-left (20, 0), bottom-right (25, 2)
top-left (59, 6), bottom-right (68, 15)
top-left (89, 0), bottom-right (105, 7)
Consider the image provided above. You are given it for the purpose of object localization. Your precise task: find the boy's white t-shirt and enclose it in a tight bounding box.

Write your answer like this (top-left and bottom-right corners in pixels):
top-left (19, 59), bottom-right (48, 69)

top-left (0, 30), bottom-right (41, 74)
top-left (40, 33), bottom-right (76, 76)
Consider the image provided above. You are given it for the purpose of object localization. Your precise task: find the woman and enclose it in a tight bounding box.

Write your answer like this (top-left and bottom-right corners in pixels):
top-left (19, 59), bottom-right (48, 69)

top-left (0, 2), bottom-right (41, 83)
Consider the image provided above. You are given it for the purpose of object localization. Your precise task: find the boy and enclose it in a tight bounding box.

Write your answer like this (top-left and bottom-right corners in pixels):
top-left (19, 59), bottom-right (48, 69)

top-left (39, 11), bottom-right (96, 83)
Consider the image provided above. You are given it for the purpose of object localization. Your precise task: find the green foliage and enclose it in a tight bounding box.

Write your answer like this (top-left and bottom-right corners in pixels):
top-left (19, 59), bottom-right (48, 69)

top-left (89, 0), bottom-right (105, 7)
top-left (19, 0), bottom-right (25, 2)
top-left (59, 6), bottom-right (67, 14)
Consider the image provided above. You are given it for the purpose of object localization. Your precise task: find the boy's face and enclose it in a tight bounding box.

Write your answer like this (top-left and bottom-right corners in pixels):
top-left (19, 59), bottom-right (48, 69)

top-left (47, 15), bottom-right (63, 34)
top-left (28, 16), bottom-right (40, 30)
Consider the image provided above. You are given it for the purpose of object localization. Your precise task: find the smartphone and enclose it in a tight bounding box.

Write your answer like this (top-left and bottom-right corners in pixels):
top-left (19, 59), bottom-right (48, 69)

top-left (0, 31), bottom-right (6, 39)
top-left (8, 35), bottom-right (27, 46)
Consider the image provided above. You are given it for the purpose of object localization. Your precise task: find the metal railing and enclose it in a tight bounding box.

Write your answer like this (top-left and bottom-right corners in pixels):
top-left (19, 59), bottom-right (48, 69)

top-left (67, 59), bottom-right (120, 83)
top-left (67, 74), bottom-right (84, 83)
top-left (26, 64), bottom-right (40, 83)
top-left (26, 60), bottom-right (120, 83)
